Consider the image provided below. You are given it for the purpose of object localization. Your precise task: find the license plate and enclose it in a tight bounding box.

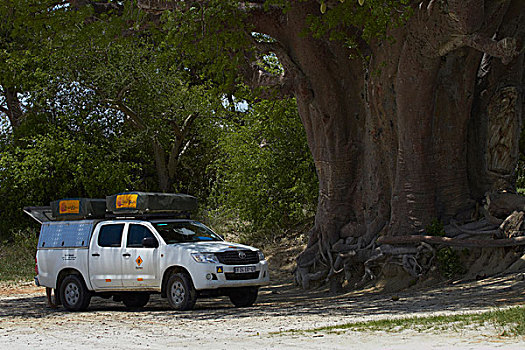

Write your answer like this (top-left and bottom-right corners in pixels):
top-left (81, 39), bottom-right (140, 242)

top-left (234, 266), bottom-right (256, 273)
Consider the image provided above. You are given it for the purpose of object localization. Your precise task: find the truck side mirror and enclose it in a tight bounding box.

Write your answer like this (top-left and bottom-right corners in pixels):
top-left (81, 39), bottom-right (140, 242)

top-left (142, 237), bottom-right (159, 248)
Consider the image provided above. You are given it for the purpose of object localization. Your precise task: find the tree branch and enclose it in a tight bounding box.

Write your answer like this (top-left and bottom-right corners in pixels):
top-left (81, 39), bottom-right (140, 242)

top-left (108, 100), bottom-right (147, 130)
top-left (0, 105), bottom-right (9, 116)
top-left (438, 34), bottom-right (519, 65)
top-left (240, 36), bottom-right (298, 98)
top-left (4, 88), bottom-right (24, 128)
top-left (167, 113), bottom-right (198, 178)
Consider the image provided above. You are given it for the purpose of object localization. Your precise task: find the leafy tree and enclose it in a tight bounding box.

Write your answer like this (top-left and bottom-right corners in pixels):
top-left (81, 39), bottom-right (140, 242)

top-left (212, 98), bottom-right (317, 233)
top-left (0, 127), bottom-right (139, 237)
top-left (49, 4), bottom-right (225, 193)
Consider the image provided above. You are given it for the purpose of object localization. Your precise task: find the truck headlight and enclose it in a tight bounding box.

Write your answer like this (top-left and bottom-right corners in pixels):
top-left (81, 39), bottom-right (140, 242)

top-left (191, 253), bottom-right (219, 264)
top-left (257, 250), bottom-right (265, 261)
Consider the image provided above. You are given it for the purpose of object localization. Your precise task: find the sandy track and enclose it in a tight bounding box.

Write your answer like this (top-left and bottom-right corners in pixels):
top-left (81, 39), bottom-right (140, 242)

top-left (1, 275), bottom-right (525, 349)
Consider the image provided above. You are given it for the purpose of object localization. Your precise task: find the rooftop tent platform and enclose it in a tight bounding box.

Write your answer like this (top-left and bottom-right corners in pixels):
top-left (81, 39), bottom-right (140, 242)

top-left (106, 192), bottom-right (198, 214)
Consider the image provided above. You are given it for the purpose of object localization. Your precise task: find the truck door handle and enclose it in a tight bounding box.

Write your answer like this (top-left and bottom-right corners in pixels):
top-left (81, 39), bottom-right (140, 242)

top-left (122, 253), bottom-right (131, 257)
top-left (92, 253), bottom-right (100, 257)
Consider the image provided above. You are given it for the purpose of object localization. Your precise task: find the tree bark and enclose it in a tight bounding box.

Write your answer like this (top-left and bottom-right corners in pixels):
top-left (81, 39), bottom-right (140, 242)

top-left (137, 0), bottom-right (525, 288)
top-left (0, 87), bottom-right (24, 129)
top-left (248, 0), bottom-right (525, 289)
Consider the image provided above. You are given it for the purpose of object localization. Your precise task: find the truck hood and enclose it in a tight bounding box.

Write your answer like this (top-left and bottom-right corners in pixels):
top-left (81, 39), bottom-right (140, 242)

top-left (166, 241), bottom-right (258, 253)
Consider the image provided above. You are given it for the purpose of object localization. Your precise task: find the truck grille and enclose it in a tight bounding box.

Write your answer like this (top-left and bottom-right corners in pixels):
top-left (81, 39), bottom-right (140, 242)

top-left (225, 272), bottom-right (260, 280)
top-left (215, 250), bottom-right (259, 265)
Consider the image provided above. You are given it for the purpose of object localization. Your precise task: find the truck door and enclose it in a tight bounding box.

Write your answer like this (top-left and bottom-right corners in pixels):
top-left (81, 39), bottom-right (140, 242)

top-left (121, 224), bottom-right (160, 287)
top-left (89, 223), bottom-right (125, 289)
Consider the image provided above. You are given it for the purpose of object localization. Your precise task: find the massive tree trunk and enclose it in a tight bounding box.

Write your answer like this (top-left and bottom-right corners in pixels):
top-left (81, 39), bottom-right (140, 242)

top-left (251, 0), bottom-right (524, 289)
top-left (137, 0), bottom-right (524, 289)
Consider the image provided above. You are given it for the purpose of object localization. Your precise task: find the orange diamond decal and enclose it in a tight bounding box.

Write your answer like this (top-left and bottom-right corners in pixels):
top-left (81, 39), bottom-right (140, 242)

top-left (136, 256), bottom-right (143, 266)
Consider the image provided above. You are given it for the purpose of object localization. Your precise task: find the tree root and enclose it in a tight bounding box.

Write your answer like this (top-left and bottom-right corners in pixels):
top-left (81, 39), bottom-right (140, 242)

top-left (377, 235), bottom-right (525, 247)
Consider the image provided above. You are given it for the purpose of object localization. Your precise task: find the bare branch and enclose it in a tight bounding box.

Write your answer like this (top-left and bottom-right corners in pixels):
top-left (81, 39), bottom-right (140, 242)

top-left (439, 33), bottom-right (519, 64)
top-left (166, 113), bottom-right (199, 178)
top-left (108, 100), bottom-right (147, 130)
top-left (182, 113), bottom-right (198, 133)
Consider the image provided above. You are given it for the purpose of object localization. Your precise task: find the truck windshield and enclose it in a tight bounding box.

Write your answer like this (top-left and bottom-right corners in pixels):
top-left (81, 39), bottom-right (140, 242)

top-left (153, 221), bottom-right (223, 244)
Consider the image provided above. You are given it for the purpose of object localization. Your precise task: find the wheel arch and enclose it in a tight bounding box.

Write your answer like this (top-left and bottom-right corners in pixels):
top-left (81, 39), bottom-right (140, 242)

top-left (56, 268), bottom-right (89, 292)
top-left (161, 265), bottom-right (193, 298)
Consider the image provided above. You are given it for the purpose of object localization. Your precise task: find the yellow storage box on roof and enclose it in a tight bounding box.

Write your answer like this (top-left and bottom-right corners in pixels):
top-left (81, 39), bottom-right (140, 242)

top-left (115, 194), bottom-right (138, 209)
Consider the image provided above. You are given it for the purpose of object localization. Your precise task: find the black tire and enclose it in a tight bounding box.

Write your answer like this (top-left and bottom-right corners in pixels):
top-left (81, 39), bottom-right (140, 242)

top-left (59, 275), bottom-right (91, 311)
top-left (123, 293), bottom-right (150, 309)
top-left (229, 287), bottom-right (258, 307)
top-left (166, 273), bottom-right (197, 311)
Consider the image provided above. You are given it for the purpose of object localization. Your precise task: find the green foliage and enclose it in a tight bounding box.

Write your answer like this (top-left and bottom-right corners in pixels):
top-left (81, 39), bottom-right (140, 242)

top-left (425, 218), bottom-right (445, 237)
top-left (162, 0), bottom-right (251, 92)
top-left (51, 5), bottom-right (225, 195)
top-left (212, 98), bottom-right (318, 237)
top-left (307, 0), bottom-right (412, 51)
top-left (0, 127), bottom-right (139, 238)
top-left (0, 1), bottom-right (322, 244)
top-left (0, 228), bottom-right (38, 281)
top-left (436, 247), bottom-right (464, 279)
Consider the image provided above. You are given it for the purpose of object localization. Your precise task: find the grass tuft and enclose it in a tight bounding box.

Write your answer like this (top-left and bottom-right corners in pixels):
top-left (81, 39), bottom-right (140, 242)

top-left (283, 307), bottom-right (525, 337)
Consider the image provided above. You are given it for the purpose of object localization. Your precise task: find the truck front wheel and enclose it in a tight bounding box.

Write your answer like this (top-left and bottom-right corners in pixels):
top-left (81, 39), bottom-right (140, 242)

top-left (59, 275), bottom-right (91, 311)
top-left (229, 287), bottom-right (258, 307)
top-left (166, 273), bottom-right (197, 311)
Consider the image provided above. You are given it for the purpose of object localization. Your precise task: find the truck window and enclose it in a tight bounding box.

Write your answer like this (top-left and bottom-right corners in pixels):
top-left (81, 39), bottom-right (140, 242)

top-left (127, 224), bottom-right (156, 248)
top-left (153, 221), bottom-right (222, 244)
top-left (98, 224), bottom-right (124, 247)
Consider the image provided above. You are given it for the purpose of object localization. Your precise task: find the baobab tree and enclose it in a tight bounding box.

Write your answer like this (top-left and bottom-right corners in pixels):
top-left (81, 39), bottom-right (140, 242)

top-left (82, 0), bottom-right (525, 289)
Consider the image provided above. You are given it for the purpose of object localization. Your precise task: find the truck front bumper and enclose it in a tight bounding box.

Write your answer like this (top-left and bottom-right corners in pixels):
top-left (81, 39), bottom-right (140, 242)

top-left (191, 260), bottom-right (270, 290)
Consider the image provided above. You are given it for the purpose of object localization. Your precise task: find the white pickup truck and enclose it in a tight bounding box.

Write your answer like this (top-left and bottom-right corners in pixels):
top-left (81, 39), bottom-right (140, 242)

top-left (26, 194), bottom-right (269, 311)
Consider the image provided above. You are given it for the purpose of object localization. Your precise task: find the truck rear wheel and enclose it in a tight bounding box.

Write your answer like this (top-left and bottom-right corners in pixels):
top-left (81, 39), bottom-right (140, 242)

top-left (123, 293), bottom-right (150, 309)
top-left (59, 275), bottom-right (91, 311)
top-left (229, 287), bottom-right (258, 307)
top-left (166, 273), bottom-right (197, 311)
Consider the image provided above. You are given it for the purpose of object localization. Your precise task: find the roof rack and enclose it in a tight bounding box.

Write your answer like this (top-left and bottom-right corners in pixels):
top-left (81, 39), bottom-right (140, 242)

top-left (23, 192), bottom-right (197, 224)
top-left (104, 211), bottom-right (192, 220)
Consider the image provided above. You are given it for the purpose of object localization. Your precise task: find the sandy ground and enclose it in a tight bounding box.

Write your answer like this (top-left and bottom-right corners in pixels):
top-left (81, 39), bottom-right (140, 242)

top-left (1, 274), bottom-right (525, 349)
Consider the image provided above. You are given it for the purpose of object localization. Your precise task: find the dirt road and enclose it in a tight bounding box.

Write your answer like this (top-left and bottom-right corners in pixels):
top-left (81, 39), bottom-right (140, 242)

top-left (1, 275), bottom-right (525, 349)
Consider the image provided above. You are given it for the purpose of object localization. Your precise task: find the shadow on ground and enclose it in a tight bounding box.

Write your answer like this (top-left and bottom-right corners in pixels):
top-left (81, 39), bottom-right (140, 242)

top-left (1, 273), bottom-right (524, 324)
